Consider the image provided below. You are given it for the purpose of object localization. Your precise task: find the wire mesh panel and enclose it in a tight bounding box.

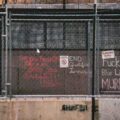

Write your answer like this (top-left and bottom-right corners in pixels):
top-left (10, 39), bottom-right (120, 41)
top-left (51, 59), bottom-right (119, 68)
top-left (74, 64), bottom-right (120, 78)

top-left (0, 16), bottom-right (5, 96)
top-left (9, 20), bottom-right (92, 95)
top-left (96, 20), bottom-right (120, 95)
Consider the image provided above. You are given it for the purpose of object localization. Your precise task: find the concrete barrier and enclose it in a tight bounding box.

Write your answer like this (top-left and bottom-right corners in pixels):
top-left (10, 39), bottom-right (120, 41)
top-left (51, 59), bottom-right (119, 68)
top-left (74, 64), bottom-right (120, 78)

top-left (99, 98), bottom-right (120, 120)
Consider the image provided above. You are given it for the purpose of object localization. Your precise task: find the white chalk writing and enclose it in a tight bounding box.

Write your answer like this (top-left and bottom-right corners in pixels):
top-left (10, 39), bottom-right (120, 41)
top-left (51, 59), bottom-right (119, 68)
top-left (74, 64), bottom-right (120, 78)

top-left (102, 78), bottom-right (120, 90)
top-left (101, 55), bottom-right (120, 91)
top-left (69, 56), bottom-right (88, 74)
top-left (102, 57), bottom-right (120, 67)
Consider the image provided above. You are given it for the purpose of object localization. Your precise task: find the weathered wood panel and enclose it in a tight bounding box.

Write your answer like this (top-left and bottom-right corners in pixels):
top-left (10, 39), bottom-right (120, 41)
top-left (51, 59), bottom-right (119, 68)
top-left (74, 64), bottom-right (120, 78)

top-left (10, 50), bottom-right (120, 95)
top-left (100, 51), bottom-right (120, 94)
top-left (0, 98), bottom-right (92, 120)
top-left (11, 50), bottom-right (92, 95)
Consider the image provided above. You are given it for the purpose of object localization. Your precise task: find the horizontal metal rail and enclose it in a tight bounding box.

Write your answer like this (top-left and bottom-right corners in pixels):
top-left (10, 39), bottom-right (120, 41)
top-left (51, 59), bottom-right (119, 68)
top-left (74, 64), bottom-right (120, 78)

top-left (0, 12), bottom-right (7, 15)
top-left (97, 19), bottom-right (120, 21)
top-left (11, 19), bottom-right (93, 21)
top-left (11, 13), bottom-right (120, 17)
top-left (10, 18), bottom-right (120, 22)
top-left (1, 94), bottom-right (120, 99)
top-left (5, 95), bottom-right (120, 98)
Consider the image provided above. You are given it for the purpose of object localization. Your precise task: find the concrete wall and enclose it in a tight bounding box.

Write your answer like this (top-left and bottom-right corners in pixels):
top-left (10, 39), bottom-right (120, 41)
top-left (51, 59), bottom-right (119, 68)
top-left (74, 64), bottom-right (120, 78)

top-left (0, 98), bottom-right (92, 120)
top-left (99, 98), bottom-right (120, 120)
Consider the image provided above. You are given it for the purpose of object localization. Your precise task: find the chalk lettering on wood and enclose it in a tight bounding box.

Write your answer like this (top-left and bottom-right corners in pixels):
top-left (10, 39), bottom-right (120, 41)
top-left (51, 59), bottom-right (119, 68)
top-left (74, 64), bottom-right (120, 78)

top-left (19, 55), bottom-right (59, 87)
top-left (101, 55), bottom-right (120, 93)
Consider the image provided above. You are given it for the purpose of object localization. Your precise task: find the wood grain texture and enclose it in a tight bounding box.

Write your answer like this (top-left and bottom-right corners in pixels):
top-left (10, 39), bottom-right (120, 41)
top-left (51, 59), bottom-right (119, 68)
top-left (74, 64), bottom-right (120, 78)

top-left (0, 98), bottom-right (92, 120)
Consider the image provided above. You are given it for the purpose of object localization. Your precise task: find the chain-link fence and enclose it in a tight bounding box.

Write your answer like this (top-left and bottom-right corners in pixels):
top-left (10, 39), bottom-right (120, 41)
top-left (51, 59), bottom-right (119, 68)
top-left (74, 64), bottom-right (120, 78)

top-left (9, 19), bottom-right (93, 95)
top-left (97, 20), bottom-right (120, 95)
top-left (0, 3), bottom-right (120, 98)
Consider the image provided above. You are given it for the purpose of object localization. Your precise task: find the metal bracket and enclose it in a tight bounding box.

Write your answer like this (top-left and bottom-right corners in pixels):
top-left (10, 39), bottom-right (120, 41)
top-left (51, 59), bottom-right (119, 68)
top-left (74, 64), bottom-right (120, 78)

top-left (2, 90), bottom-right (6, 93)
top-left (2, 35), bottom-right (7, 37)
top-left (0, 12), bottom-right (7, 15)
top-left (7, 23), bottom-right (10, 26)
top-left (6, 83), bottom-right (11, 86)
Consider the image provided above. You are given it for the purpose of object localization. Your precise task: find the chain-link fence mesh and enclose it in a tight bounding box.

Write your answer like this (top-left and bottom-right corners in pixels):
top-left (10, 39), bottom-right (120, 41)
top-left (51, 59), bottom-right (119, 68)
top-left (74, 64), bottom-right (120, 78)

top-left (9, 20), bottom-right (93, 95)
top-left (96, 21), bottom-right (120, 95)
top-left (0, 3), bottom-right (120, 97)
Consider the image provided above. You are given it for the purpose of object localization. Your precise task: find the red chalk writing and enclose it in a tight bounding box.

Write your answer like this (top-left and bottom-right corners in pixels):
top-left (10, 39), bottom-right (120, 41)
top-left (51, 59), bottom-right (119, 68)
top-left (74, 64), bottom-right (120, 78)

top-left (19, 55), bottom-right (59, 87)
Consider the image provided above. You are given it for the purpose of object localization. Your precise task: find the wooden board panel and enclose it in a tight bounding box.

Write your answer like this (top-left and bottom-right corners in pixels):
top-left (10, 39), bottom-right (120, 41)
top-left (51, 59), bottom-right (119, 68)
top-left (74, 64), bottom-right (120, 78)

top-left (100, 51), bottom-right (120, 94)
top-left (11, 50), bottom-right (92, 95)
top-left (0, 98), bottom-right (92, 120)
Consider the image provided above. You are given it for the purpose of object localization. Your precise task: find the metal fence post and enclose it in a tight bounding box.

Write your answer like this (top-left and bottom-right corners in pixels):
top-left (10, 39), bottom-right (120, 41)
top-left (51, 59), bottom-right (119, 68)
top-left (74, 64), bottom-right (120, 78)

top-left (4, 3), bottom-right (9, 97)
top-left (9, 11), bottom-right (12, 99)
top-left (96, 17), bottom-right (100, 95)
top-left (92, 3), bottom-right (97, 120)
top-left (63, 0), bottom-right (66, 9)
top-left (87, 21), bottom-right (91, 95)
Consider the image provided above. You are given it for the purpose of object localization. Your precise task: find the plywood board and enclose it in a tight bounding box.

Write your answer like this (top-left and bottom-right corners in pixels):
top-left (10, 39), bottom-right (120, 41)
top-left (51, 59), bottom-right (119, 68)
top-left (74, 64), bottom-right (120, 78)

top-left (0, 98), bottom-right (92, 120)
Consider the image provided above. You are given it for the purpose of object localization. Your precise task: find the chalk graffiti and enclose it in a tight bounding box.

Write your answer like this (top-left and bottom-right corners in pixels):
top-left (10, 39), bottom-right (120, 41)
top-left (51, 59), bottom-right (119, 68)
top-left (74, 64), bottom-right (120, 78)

top-left (101, 55), bottom-right (120, 92)
top-left (19, 55), bottom-right (59, 87)
top-left (69, 56), bottom-right (88, 74)
top-left (69, 68), bottom-right (88, 74)
top-left (115, 69), bottom-right (120, 76)
top-left (102, 56), bottom-right (120, 68)
top-left (102, 69), bottom-right (113, 76)
top-left (102, 78), bottom-right (120, 90)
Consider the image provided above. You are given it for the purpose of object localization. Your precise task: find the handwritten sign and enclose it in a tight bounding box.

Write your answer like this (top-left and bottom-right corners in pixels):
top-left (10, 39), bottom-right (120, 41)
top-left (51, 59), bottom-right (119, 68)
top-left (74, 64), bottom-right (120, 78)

top-left (102, 50), bottom-right (115, 59)
top-left (101, 53), bottom-right (120, 93)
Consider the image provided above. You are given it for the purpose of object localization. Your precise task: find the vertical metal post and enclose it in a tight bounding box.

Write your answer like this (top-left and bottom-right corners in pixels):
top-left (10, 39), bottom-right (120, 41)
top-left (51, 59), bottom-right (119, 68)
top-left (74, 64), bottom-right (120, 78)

top-left (9, 12), bottom-right (12, 99)
top-left (87, 21), bottom-right (91, 95)
top-left (92, 3), bottom-right (97, 120)
top-left (2, 0), bottom-right (3, 7)
top-left (5, 0), bottom-right (7, 4)
top-left (63, 22), bottom-right (66, 48)
top-left (44, 22), bottom-right (47, 48)
top-left (5, 4), bottom-right (8, 97)
top-left (63, 22), bottom-right (66, 94)
top-left (96, 17), bottom-right (100, 95)
top-left (1, 16), bottom-right (5, 96)
top-left (63, 0), bottom-right (66, 9)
